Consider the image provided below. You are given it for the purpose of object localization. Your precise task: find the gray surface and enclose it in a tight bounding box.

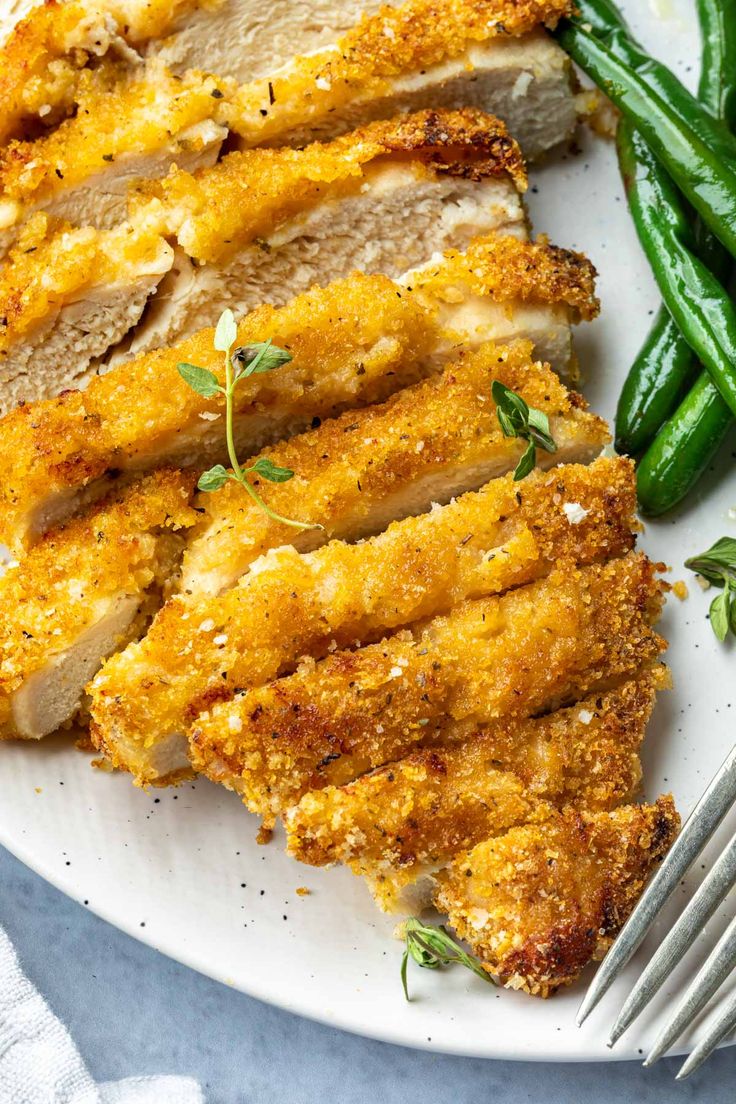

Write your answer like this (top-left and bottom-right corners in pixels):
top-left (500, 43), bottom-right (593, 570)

top-left (1, 847), bottom-right (733, 1102)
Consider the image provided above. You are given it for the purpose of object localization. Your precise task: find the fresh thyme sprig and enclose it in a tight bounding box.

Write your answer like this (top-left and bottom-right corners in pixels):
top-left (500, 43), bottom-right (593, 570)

top-left (492, 380), bottom-right (557, 481)
top-left (177, 309), bottom-right (321, 531)
top-left (399, 917), bottom-right (496, 1000)
top-left (685, 537), bottom-right (736, 642)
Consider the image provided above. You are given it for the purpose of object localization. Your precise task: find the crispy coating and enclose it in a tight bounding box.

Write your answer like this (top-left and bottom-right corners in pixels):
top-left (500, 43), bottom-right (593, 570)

top-left (179, 342), bottom-right (610, 597)
top-left (90, 454), bottom-right (632, 781)
top-left (0, 235), bottom-right (597, 554)
top-left (0, 213), bottom-right (172, 356)
top-left (225, 0), bottom-right (572, 145)
top-left (285, 670), bottom-right (668, 909)
top-left (435, 797), bottom-right (680, 995)
top-left (191, 553), bottom-right (667, 818)
top-left (132, 108), bottom-right (526, 265)
top-left (0, 469), bottom-right (196, 738)
top-left (0, 59), bottom-right (231, 225)
top-left (408, 234), bottom-right (598, 324)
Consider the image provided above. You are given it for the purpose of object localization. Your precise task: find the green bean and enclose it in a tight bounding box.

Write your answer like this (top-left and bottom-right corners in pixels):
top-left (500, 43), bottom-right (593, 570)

top-left (617, 120), bottom-right (736, 421)
top-left (633, 0), bottom-right (736, 513)
top-left (636, 375), bottom-right (732, 517)
top-left (555, 18), bottom-right (736, 262)
top-left (613, 0), bottom-right (734, 455)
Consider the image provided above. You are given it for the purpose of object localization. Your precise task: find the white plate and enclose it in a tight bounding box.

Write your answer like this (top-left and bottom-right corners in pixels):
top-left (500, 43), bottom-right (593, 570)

top-left (1, 0), bottom-right (735, 1062)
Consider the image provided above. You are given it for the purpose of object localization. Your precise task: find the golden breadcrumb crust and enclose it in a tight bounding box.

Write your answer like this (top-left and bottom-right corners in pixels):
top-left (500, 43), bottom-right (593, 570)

top-left (0, 469), bottom-right (196, 737)
top-left (435, 797), bottom-right (680, 995)
top-left (0, 213), bottom-right (171, 355)
top-left (90, 452), bottom-right (631, 782)
top-left (132, 108), bottom-right (526, 264)
top-left (191, 554), bottom-right (667, 818)
top-left (179, 341), bottom-right (610, 597)
top-left (286, 670), bottom-right (668, 910)
top-left (409, 234), bottom-right (599, 323)
top-left (0, 1), bottom-right (200, 143)
top-left (0, 59), bottom-right (231, 220)
top-left (0, 272), bottom-right (432, 553)
top-left (0, 235), bottom-right (596, 554)
top-left (225, 0), bottom-right (572, 144)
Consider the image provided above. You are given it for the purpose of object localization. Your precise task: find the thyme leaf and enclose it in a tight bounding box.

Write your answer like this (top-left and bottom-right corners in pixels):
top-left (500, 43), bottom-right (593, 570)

top-left (491, 380), bottom-right (557, 481)
top-left (399, 917), bottom-right (495, 1000)
top-left (177, 310), bottom-right (321, 532)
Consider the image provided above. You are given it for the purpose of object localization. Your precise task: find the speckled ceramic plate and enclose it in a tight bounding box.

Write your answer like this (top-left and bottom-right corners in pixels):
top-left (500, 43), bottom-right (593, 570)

top-left (1, 0), bottom-right (735, 1062)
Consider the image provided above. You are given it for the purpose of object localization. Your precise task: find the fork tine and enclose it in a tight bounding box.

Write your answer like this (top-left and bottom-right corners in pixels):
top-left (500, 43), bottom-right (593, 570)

top-left (576, 743), bottom-right (736, 1027)
top-left (608, 830), bottom-right (736, 1047)
top-left (644, 913), bottom-right (736, 1067)
top-left (675, 984), bottom-right (736, 1080)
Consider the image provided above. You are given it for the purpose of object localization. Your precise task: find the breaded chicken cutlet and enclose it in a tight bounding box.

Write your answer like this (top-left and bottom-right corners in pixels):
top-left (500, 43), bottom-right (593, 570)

top-left (0, 470), bottom-right (196, 740)
top-left (190, 553), bottom-right (667, 816)
top-left (0, 0), bottom-right (574, 228)
top-left (179, 341), bottom-right (609, 598)
top-left (0, 235), bottom-right (598, 551)
top-left (435, 797), bottom-right (680, 995)
top-left (0, 108), bottom-right (529, 392)
top-left (285, 669), bottom-right (669, 911)
top-left (89, 454), bottom-right (629, 782)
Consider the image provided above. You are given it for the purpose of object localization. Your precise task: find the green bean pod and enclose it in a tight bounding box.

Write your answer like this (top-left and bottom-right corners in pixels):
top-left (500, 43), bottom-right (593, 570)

top-left (627, 0), bottom-right (736, 512)
top-left (617, 120), bottom-right (736, 420)
top-left (614, 0), bottom-right (734, 455)
top-left (636, 374), bottom-right (731, 516)
top-left (555, 19), bottom-right (736, 262)
top-left (614, 312), bottom-right (695, 457)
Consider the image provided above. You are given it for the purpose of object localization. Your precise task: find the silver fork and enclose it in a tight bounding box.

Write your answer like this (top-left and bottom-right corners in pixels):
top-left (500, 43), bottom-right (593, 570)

top-left (576, 743), bottom-right (736, 1078)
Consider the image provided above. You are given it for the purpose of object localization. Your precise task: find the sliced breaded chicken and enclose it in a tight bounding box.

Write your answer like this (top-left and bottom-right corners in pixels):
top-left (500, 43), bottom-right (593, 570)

top-left (121, 109), bottom-right (528, 356)
top-left (180, 344), bottom-right (610, 598)
top-left (0, 0), bottom-right (372, 144)
top-left (401, 234), bottom-right (598, 374)
top-left (0, 59), bottom-right (230, 251)
top-left (1, 109), bottom-right (527, 402)
top-left (285, 669), bottom-right (669, 911)
top-left (0, 469), bottom-right (196, 741)
top-left (90, 454), bottom-right (631, 784)
top-left (190, 553), bottom-right (667, 816)
top-left (0, 1), bottom-right (205, 142)
top-left (434, 797), bottom-right (680, 996)
top-left (0, 1), bottom-right (574, 249)
top-left (225, 0), bottom-right (576, 159)
top-left (0, 236), bottom-right (598, 553)
top-left (0, 214), bottom-right (173, 412)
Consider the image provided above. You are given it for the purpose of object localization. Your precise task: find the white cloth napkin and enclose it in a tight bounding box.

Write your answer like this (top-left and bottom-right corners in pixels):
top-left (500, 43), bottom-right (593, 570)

top-left (0, 927), bottom-right (203, 1104)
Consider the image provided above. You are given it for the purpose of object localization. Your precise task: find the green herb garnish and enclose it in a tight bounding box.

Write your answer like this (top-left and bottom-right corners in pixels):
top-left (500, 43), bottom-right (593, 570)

top-left (399, 917), bottom-right (495, 1000)
top-left (492, 380), bottom-right (557, 481)
top-left (685, 537), bottom-right (736, 642)
top-left (177, 310), bottom-right (321, 531)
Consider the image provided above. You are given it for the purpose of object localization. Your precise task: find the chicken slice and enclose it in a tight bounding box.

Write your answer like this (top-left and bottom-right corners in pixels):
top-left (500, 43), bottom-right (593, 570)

top-left (121, 108), bottom-right (528, 356)
top-left (90, 451), bottom-right (631, 783)
top-left (0, 235), bottom-right (598, 553)
top-left (434, 797), bottom-right (680, 996)
top-left (0, 1), bottom-right (208, 142)
top-left (190, 553), bottom-right (667, 814)
top-left (179, 343), bottom-right (610, 598)
top-left (225, 1), bottom-right (575, 160)
top-left (0, 214), bottom-right (173, 413)
top-left (0, 469), bottom-right (196, 741)
top-left (0, 59), bottom-right (230, 252)
top-left (1, 108), bottom-right (527, 400)
top-left (0, 1), bottom-right (574, 249)
top-left (152, 0), bottom-right (377, 81)
top-left (286, 669), bottom-right (669, 911)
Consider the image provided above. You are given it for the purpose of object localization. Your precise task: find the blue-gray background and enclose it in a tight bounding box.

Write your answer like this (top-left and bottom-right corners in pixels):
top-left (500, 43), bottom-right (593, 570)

top-left (2, 846), bottom-right (731, 1102)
